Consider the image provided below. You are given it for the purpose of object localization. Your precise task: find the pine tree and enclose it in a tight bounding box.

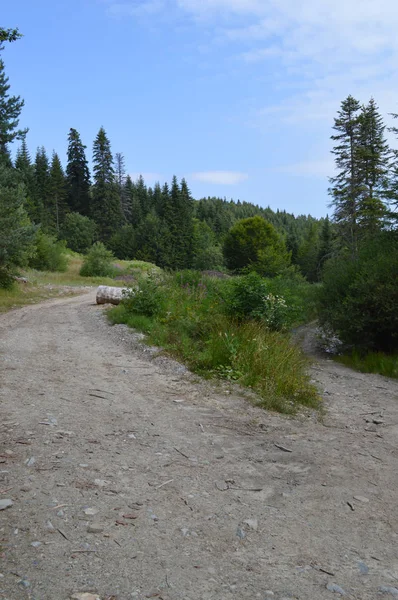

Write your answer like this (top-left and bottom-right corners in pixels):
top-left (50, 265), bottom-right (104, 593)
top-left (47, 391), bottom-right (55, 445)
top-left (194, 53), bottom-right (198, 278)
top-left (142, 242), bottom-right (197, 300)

top-left (161, 176), bottom-right (194, 269)
top-left (123, 175), bottom-right (134, 224)
top-left (91, 127), bottom-right (122, 241)
top-left (356, 98), bottom-right (390, 233)
top-left (387, 113), bottom-right (398, 221)
top-left (15, 137), bottom-right (37, 221)
top-left (0, 55), bottom-right (26, 161)
top-left (65, 128), bottom-right (91, 216)
top-left (32, 147), bottom-right (50, 225)
top-left (136, 175), bottom-right (150, 217)
top-left (114, 152), bottom-right (129, 221)
top-left (47, 152), bottom-right (67, 233)
top-left (329, 95), bottom-right (362, 256)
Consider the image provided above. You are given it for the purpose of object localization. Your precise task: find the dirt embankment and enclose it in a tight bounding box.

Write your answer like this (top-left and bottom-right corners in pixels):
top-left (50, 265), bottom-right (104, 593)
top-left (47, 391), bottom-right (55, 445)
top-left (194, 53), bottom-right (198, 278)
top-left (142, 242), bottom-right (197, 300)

top-left (1, 292), bottom-right (398, 600)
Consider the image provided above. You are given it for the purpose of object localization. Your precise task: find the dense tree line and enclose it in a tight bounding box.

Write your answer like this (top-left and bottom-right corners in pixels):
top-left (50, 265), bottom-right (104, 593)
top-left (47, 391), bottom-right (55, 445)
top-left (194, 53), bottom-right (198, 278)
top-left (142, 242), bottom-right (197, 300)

top-left (319, 95), bottom-right (398, 352)
top-left (0, 27), bottom-right (324, 279)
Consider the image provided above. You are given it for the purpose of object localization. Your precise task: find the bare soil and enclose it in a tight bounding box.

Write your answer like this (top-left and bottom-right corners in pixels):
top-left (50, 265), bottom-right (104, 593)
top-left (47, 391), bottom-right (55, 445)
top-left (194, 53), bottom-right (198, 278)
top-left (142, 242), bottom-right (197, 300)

top-left (1, 292), bottom-right (398, 600)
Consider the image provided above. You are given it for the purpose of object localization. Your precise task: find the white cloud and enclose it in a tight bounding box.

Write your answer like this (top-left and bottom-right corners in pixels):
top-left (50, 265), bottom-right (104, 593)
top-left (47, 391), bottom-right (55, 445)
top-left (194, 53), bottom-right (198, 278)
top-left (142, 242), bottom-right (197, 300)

top-left (105, 0), bottom-right (398, 134)
top-left (192, 171), bottom-right (248, 184)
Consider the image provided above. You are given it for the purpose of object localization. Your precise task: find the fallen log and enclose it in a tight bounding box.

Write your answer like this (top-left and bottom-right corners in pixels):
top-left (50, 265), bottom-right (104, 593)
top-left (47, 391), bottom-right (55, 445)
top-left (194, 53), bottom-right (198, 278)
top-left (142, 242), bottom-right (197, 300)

top-left (96, 285), bottom-right (129, 305)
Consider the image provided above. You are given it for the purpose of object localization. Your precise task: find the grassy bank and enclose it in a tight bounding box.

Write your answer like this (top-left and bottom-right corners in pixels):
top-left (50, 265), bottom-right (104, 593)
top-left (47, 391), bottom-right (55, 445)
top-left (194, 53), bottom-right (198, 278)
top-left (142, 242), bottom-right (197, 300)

top-left (336, 350), bottom-right (398, 379)
top-left (108, 271), bottom-right (320, 413)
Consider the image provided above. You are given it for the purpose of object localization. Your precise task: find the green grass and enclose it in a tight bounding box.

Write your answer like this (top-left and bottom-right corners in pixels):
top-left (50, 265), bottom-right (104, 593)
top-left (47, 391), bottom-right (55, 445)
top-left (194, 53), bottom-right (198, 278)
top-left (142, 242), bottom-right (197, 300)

top-left (108, 272), bottom-right (320, 414)
top-left (336, 350), bottom-right (398, 379)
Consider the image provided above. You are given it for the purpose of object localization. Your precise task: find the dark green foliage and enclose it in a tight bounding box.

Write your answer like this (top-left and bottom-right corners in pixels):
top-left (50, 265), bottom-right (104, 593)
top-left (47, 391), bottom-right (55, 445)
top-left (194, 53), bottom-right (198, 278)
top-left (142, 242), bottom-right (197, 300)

top-left (60, 212), bottom-right (97, 254)
top-left (329, 95), bottom-right (362, 255)
top-left (135, 212), bottom-right (166, 264)
top-left (160, 176), bottom-right (194, 270)
top-left (15, 137), bottom-right (37, 221)
top-left (356, 98), bottom-right (389, 234)
top-left (336, 350), bottom-right (398, 379)
top-left (66, 128), bottom-right (91, 216)
top-left (29, 231), bottom-right (68, 272)
top-left (0, 28), bottom-right (22, 46)
top-left (33, 146), bottom-right (50, 224)
top-left (79, 242), bottom-right (115, 277)
top-left (0, 164), bottom-right (36, 287)
top-left (296, 222), bottom-right (320, 282)
top-left (318, 233), bottom-right (398, 352)
top-left (46, 152), bottom-right (67, 233)
top-left (108, 224), bottom-right (136, 259)
top-left (223, 216), bottom-right (291, 276)
top-left (91, 127), bottom-right (123, 241)
top-left (329, 96), bottom-right (390, 254)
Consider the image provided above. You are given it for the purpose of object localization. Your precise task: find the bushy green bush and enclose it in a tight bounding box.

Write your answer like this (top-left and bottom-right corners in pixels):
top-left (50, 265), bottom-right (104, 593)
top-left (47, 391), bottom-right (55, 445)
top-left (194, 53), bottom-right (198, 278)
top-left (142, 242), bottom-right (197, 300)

top-left (122, 275), bottom-right (166, 317)
top-left (223, 216), bottom-right (291, 276)
top-left (79, 242), bottom-right (116, 277)
top-left (60, 212), bottom-right (97, 254)
top-left (318, 233), bottom-right (398, 352)
top-left (29, 231), bottom-right (68, 272)
top-left (223, 272), bottom-right (288, 331)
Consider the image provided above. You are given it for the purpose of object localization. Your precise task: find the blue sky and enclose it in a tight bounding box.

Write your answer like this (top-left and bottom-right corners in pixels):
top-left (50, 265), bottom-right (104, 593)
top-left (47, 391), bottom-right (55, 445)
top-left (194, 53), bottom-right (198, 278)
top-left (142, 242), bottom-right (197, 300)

top-left (3, 0), bottom-right (398, 217)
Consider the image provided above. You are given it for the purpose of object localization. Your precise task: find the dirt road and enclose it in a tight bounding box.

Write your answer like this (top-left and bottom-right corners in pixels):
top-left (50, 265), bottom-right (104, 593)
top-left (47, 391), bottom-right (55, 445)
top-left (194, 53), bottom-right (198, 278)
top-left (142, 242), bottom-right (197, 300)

top-left (1, 292), bottom-right (398, 600)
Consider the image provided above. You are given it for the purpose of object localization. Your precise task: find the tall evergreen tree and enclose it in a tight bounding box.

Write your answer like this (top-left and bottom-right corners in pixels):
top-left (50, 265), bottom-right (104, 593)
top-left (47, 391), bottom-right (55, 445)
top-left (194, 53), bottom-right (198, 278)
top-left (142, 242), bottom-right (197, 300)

top-left (329, 95), bottom-right (362, 256)
top-left (65, 128), bottom-right (91, 216)
top-left (32, 146), bottom-right (50, 225)
top-left (136, 174), bottom-right (150, 217)
top-left (0, 43), bottom-right (26, 162)
top-left (114, 152), bottom-right (129, 221)
top-left (356, 98), bottom-right (390, 233)
top-left (161, 176), bottom-right (194, 269)
top-left (15, 137), bottom-right (37, 221)
top-left (91, 127), bottom-right (122, 241)
top-left (47, 152), bottom-right (67, 233)
top-left (387, 113), bottom-right (398, 221)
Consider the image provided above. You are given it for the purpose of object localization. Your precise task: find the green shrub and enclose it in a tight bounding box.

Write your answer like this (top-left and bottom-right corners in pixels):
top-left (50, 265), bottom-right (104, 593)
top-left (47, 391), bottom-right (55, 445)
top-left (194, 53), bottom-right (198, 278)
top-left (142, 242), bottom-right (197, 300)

top-left (318, 233), bottom-right (398, 352)
top-left (223, 216), bottom-right (291, 276)
top-left (29, 231), bottom-right (68, 272)
top-left (60, 212), bottom-right (97, 254)
top-left (223, 272), bottom-right (288, 331)
top-left (122, 274), bottom-right (167, 317)
top-left (80, 242), bottom-right (116, 277)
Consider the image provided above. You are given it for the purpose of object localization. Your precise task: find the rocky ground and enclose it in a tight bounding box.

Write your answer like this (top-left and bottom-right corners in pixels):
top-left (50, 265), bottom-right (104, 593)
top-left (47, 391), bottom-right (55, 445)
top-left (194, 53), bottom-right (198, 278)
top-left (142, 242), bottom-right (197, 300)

top-left (1, 292), bottom-right (398, 600)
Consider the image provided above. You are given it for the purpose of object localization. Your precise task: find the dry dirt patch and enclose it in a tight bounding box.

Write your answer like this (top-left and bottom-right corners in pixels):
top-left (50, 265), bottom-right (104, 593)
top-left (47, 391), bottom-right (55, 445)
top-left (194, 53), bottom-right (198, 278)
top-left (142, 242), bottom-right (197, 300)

top-left (0, 292), bottom-right (398, 600)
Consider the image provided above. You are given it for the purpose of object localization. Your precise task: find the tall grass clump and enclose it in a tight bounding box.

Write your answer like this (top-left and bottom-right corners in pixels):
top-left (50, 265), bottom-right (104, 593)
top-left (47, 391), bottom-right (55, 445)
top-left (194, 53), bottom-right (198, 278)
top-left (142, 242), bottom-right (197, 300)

top-left (108, 270), bottom-right (319, 413)
top-left (336, 350), bottom-right (398, 379)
